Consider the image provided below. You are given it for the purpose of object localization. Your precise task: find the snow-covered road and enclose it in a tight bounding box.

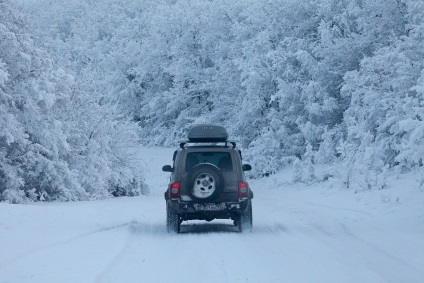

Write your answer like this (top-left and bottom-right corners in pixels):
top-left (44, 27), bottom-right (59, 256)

top-left (1, 147), bottom-right (423, 283)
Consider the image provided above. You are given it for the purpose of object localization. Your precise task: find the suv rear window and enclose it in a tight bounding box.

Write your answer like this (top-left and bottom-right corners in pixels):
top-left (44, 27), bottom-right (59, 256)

top-left (185, 152), bottom-right (233, 172)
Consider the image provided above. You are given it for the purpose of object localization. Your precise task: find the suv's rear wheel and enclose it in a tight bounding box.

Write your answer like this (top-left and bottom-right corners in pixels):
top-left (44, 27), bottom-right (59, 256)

top-left (167, 207), bottom-right (180, 233)
top-left (187, 163), bottom-right (223, 202)
top-left (237, 202), bottom-right (253, 233)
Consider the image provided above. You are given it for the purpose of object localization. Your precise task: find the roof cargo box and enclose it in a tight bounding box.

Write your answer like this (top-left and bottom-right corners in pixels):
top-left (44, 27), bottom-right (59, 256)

top-left (188, 124), bottom-right (228, 142)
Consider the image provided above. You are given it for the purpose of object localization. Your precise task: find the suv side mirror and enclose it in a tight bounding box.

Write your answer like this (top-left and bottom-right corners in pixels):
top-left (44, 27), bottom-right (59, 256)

top-left (162, 165), bottom-right (174, 172)
top-left (242, 164), bottom-right (252, 171)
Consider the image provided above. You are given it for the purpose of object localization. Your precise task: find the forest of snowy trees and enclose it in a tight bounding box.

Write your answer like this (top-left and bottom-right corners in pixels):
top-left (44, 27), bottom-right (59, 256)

top-left (0, 0), bottom-right (148, 203)
top-left (1, 0), bottom-right (424, 202)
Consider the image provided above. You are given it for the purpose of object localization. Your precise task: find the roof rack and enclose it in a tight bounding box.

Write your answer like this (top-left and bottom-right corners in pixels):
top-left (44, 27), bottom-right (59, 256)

top-left (179, 140), bottom-right (237, 149)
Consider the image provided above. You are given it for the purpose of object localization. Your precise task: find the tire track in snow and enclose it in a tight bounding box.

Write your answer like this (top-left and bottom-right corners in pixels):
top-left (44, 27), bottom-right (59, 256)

top-left (0, 222), bottom-right (131, 271)
top-left (95, 226), bottom-right (139, 283)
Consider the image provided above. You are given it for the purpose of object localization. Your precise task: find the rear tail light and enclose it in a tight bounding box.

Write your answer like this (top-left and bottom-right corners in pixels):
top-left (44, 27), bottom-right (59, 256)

top-left (170, 182), bottom-right (181, 198)
top-left (238, 181), bottom-right (248, 198)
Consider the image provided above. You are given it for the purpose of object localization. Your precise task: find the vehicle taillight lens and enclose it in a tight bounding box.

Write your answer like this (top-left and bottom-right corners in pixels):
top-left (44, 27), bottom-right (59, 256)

top-left (238, 181), bottom-right (248, 198)
top-left (170, 182), bottom-right (181, 198)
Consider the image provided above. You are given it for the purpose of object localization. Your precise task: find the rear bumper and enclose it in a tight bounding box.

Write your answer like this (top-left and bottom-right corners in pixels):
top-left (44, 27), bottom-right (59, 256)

top-left (166, 198), bottom-right (251, 221)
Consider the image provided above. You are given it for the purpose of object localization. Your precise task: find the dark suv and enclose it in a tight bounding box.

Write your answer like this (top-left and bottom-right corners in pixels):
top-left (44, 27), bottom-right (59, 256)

top-left (162, 124), bottom-right (253, 233)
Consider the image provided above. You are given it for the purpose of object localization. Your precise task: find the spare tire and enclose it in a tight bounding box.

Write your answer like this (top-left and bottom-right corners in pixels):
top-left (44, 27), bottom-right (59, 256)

top-left (187, 163), bottom-right (224, 202)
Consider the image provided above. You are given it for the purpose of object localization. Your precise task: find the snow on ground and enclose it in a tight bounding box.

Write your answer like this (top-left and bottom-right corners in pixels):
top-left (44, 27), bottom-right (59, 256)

top-left (1, 146), bottom-right (424, 283)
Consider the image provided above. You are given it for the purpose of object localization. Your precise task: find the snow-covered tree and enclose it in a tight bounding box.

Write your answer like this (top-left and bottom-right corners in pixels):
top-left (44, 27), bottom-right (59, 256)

top-left (1, 0), bottom-right (147, 203)
top-left (341, 0), bottom-right (424, 185)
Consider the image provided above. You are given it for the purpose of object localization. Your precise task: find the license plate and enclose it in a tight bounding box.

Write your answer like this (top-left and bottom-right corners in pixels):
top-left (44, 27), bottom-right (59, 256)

top-left (194, 203), bottom-right (226, 211)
